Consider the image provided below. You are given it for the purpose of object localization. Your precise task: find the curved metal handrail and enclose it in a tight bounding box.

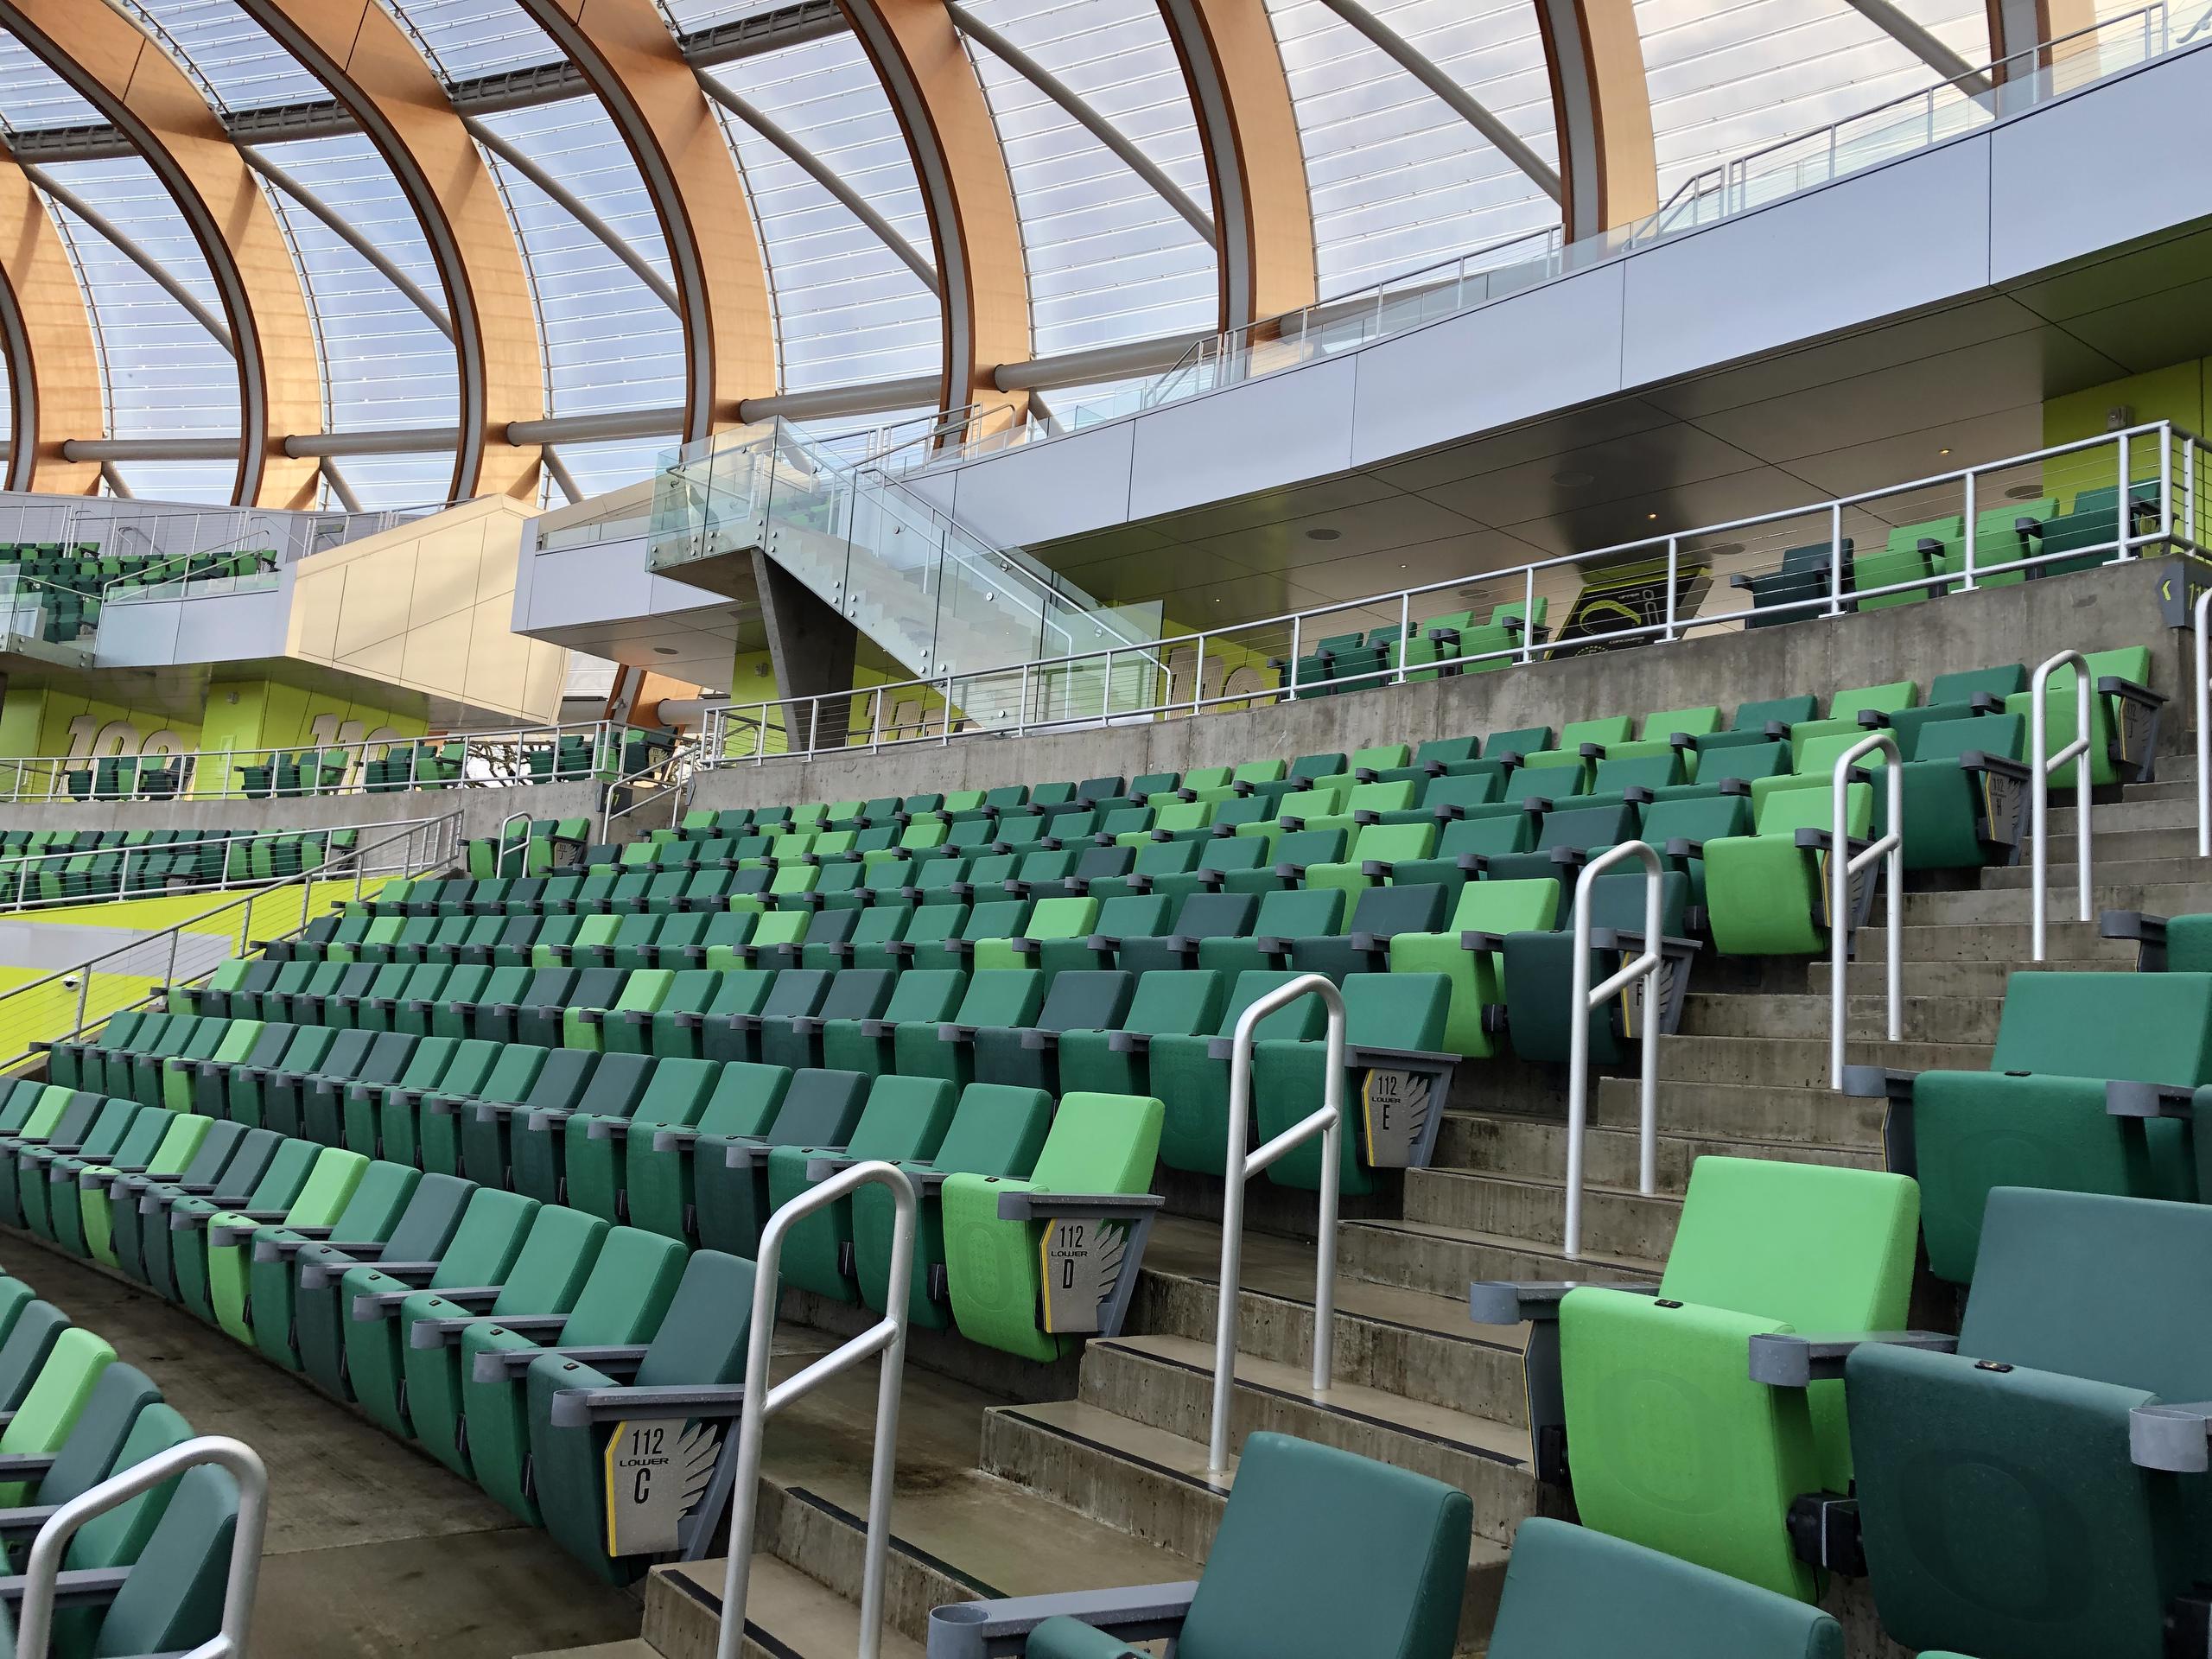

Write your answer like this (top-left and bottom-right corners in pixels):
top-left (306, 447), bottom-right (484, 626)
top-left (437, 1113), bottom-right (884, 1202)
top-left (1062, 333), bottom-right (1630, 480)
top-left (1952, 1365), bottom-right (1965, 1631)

top-left (1564, 841), bottom-right (1665, 1261)
top-left (2030, 650), bottom-right (2094, 960)
top-left (1828, 734), bottom-right (1904, 1090)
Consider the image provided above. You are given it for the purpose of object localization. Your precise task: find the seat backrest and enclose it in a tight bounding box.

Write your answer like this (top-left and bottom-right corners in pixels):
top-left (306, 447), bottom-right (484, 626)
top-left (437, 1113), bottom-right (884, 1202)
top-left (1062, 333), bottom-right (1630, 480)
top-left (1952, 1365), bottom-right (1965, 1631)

top-left (633, 1249), bottom-right (760, 1387)
top-left (1571, 869), bottom-right (1688, 938)
top-left (954, 969), bottom-right (1044, 1027)
top-left (848, 1075), bottom-right (959, 1160)
top-left (697, 1062), bottom-right (792, 1136)
top-left (1639, 795), bottom-right (1752, 844)
top-left (1536, 803), bottom-right (1636, 852)
top-left (0, 1325), bottom-right (113, 1455)
top-left (1253, 887), bottom-right (1344, 938)
top-left (384, 1173), bottom-right (475, 1261)
top-left (1223, 971), bottom-right (1330, 1040)
top-left (1028, 1091), bottom-right (1163, 1193)
top-left (1754, 781), bottom-right (1870, 838)
top-left (1829, 679), bottom-right (1916, 719)
top-left (60, 1398), bottom-right (192, 1579)
top-left (1345, 883), bottom-right (1447, 937)
top-left (931, 1084), bottom-right (1054, 1174)
top-left (1342, 972), bottom-right (1447, 1051)
top-left (1451, 877), bottom-right (1560, 933)
top-left (1660, 1158), bottom-right (1916, 1336)
top-left (1032, 970), bottom-right (1134, 1034)
top-left (1173, 893), bottom-right (1255, 939)
top-left (493, 1203), bottom-right (611, 1316)
top-left (89, 1461), bottom-right (240, 1657)
top-left (765, 1068), bottom-right (871, 1145)
top-left (1488, 1517), bottom-right (1840, 1659)
top-left (817, 969), bottom-right (896, 1020)
top-left (1118, 970), bottom-right (1226, 1039)
top-left (760, 969), bottom-right (833, 1018)
top-left (1962, 1187), bottom-right (2212, 1397)
top-left (1732, 695), bottom-right (1816, 731)
top-left (560, 1225), bottom-right (687, 1344)
top-left (1178, 1433), bottom-right (1471, 1659)
top-left (36, 1361), bottom-right (159, 1510)
top-left (432, 1187), bottom-right (539, 1287)
top-left (1639, 706), bottom-right (1723, 741)
top-left (1929, 662), bottom-right (2024, 702)
top-left (882, 969), bottom-right (968, 1023)
top-left (1095, 894), bottom-right (1172, 938)
top-left (1986, 970), bottom-right (2212, 1086)
top-left (1912, 712), bottom-right (2024, 765)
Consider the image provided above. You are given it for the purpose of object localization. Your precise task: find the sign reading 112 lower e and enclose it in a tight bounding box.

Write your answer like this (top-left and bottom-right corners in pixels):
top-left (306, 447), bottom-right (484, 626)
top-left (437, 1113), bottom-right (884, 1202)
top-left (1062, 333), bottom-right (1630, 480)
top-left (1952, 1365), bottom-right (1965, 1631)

top-left (1362, 1068), bottom-right (1433, 1168)
top-left (605, 1418), bottom-right (722, 1557)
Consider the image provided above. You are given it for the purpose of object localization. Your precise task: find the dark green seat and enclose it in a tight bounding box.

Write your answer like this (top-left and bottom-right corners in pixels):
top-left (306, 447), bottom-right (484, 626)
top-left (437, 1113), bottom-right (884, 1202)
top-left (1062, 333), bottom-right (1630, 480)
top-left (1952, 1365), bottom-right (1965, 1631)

top-left (1499, 871), bottom-right (1691, 1065)
top-left (760, 969), bottom-right (893, 1072)
top-left (823, 969), bottom-right (966, 1077)
top-left (896, 970), bottom-right (1042, 1088)
top-left (626, 1062), bottom-right (791, 1243)
top-left (766, 1075), bottom-right (958, 1303)
top-left (1287, 882), bottom-right (1447, 982)
top-left (1149, 971), bottom-right (1329, 1175)
top-left (972, 970), bottom-right (1135, 1093)
top-left (1058, 970), bottom-right (1226, 1099)
top-left (1117, 892), bottom-right (1254, 977)
top-left (1198, 888), bottom-right (1342, 980)
top-left (694, 1067), bottom-right (869, 1256)
top-left (1252, 971), bottom-right (1450, 1196)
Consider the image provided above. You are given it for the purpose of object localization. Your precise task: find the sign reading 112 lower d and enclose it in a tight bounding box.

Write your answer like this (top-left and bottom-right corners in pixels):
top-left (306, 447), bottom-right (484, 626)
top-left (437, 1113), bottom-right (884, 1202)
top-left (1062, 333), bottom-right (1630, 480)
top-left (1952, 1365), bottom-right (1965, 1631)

top-left (605, 1418), bottom-right (722, 1557)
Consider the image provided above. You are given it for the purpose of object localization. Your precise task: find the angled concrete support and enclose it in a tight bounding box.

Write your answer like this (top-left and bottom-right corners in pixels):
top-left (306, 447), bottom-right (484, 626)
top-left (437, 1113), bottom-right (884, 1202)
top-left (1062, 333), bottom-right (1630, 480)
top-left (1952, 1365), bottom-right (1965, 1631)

top-left (752, 550), bottom-right (859, 747)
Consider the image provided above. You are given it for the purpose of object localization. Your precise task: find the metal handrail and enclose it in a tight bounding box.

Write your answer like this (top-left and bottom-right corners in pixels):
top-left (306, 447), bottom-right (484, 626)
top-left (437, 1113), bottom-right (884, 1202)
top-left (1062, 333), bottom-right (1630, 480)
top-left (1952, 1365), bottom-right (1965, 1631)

top-left (14, 1434), bottom-right (269, 1659)
top-left (1209, 972), bottom-right (1344, 1476)
top-left (1563, 842), bottom-right (1665, 1261)
top-left (2196, 583), bottom-right (2211, 858)
top-left (0, 809), bottom-right (461, 1068)
top-left (2030, 650), bottom-right (2095, 961)
top-left (719, 1159), bottom-right (917, 1659)
top-left (0, 825), bottom-right (404, 918)
top-left (1828, 734), bottom-right (1904, 1090)
top-left (497, 810), bottom-right (532, 879)
top-left (696, 421), bottom-right (2209, 767)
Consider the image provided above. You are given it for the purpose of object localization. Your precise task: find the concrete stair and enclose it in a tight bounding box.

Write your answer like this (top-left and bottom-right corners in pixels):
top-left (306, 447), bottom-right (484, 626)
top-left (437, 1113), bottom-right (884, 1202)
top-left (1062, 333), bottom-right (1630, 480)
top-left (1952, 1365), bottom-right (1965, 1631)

top-left (652, 739), bottom-right (2207, 1659)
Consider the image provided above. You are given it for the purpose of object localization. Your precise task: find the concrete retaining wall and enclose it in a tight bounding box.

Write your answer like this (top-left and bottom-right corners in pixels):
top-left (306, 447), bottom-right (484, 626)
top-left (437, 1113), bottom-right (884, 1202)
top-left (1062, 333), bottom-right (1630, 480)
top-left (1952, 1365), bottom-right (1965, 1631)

top-left (687, 561), bottom-right (2189, 810)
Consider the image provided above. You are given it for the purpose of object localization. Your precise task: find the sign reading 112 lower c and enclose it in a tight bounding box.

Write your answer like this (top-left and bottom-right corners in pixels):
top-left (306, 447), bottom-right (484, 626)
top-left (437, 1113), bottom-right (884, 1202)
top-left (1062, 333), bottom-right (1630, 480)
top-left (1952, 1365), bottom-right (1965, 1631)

top-left (604, 1417), bottom-right (722, 1557)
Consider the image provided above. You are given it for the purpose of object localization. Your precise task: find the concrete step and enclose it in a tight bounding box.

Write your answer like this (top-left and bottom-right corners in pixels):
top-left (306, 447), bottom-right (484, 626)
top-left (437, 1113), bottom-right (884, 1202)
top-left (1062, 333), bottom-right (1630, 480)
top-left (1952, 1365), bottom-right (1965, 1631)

top-left (1439, 1112), bottom-right (1884, 1196)
top-left (2087, 796), bottom-right (2200, 831)
top-left (1594, 1073), bottom-right (1887, 1149)
top-left (1131, 1213), bottom-right (1522, 1419)
top-left (518, 1644), bottom-right (664, 1659)
top-left (1980, 855), bottom-right (2212, 893)
top-left (2039, 826), bottom-right (2204, 863)
top-left (977, 1396), bottom-right (1510, 1651)
top-left (1339, 1214), bottom-right (1659, 1301)
top-left (1809, 957), bottom-right (2055, 999)
top-left (1902, 880), bottom-right (2212, 925)
top-left (1403, 1167), bottom-right (1681, 1261)
top-left (1855, 920), bottom-right (2133, 963)
top-left (1078, 1333), bottom-right (1544, 1542)
top-left (2120, 778), bottom-right (2197, 803)
top-left (1651, 1033), bottom-right (1988, 1090)
top-left (643, 1553), bottom-right (927, 1659)
top-left (1677, 989), bottom-right (2004, 1043)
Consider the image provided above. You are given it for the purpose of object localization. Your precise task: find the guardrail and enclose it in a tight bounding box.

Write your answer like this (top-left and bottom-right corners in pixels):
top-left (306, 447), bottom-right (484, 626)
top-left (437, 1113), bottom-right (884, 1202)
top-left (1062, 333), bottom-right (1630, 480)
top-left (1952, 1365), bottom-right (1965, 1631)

top-left (1828, 735), bottom-right (1904, 1090)
top-left (1562, 842), bottom-right (1664, 1262)
top-left (14, 1434), bottom-right (270, 1659)
top-left (2030, 650), bottom-right (2095, 961)
top-left (0, 825), bottom-right (424, 917)
top-left (0, 810), bottom-right (461, 1071)
top-left (719, 1160), bottom-right (916, 1659)
top-left (2196, 583), bottom-right (2211, 858)
top-left (1210, 972), bottom-right (1343, 1475)
top-left (701, 422), bottom-right (2212, 769)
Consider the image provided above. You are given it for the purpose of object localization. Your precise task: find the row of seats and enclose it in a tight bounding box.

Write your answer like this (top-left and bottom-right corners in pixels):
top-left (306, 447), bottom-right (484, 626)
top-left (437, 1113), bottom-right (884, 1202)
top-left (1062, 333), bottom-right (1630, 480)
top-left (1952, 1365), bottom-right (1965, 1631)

top-left (1, 543), bottom-right (274, 595)
top-left (0, 827), bottom-right (359, 903)
top-left (0, 1259), bottom-right (245, 1656)
top-left (1469, 1150), bottom-right (2203, 1659)
top-left (1281, 600), bottom-right (1548, 694)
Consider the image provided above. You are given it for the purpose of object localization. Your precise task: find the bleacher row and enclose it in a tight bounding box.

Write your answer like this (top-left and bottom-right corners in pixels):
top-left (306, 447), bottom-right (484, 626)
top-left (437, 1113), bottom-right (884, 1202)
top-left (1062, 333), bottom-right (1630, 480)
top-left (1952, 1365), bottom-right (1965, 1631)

top-left (0, 1258), bottom-right (245, 1655)
top-left (0, 631), bottom-right (2195, 1658)
top-left (1, 544), bottom-right (278, 648)
top-left (1283, 485), bottom-right (2154, 695)
top-left (0, 828), bottom-right (361, 905)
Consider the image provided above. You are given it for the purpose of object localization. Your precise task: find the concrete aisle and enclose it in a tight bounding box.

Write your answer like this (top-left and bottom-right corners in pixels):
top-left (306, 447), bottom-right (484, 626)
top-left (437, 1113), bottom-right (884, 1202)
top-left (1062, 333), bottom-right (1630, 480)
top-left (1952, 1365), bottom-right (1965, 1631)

top-left (0, 1240), bottom-right (642, 1659)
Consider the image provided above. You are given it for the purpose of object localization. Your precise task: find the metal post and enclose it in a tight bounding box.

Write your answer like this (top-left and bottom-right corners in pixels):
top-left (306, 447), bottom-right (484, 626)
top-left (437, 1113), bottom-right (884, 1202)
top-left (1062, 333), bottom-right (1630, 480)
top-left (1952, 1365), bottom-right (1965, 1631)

top-left (1564, 841), bottom-right (1666, 1261)
top-left (72, 963), bottom-right (87, 1037)
top-left (16, 1436), bottom-right (269, 1659)
top-left (1287, 614), bottom-right (1300, 702)
top-left (1521, 568), bottom-right (1535, 664)
top-left (2029, 650), bottom-right (2094, 961)
top-left (2116, 429), bottom-right (2133, 557)
top-left (1662, 536), bottom-right (1680, 640)
top-left (1827, 734), bottom-right (1904, 1090)
top-left (1961, 467), bottom-right (1978, 590)
top-left (1211, 973), bottom-right (1344, 1475)
top-left (1191, 636), bottom-right (1206, 718)
top-left (1102, 647), bottom-right (1115, 726)
top-left (718, 1160), bottom-right (915, 1659)
top-left (2160, 422), bottom-right (2175, 547)
top-left (1395, 590), bottom-right (1411, 683)
top-left (2196, 586), bottom-right (2209, 858)
top-left (941, 675), bottom-right (956, 745)
top-left (1828, 500), bottom-right (1846, 616)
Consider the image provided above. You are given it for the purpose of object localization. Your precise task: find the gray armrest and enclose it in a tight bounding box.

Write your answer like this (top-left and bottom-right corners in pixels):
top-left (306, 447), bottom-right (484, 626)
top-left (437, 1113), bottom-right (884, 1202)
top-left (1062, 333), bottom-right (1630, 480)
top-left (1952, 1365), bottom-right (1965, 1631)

top-left (1106, 1031), bottom-right (1150, 1055)
top-left (330, 1259), bottom-right (440, 1299)
top-left (804, 1154), bottom-right (861, 1182)
top-left (251, 1230), bottom-right (352, 1262)
top-left (994, 1192), bottom-right (1165, 1221)
top-left (583, 1117), bottom-right (628, 1141)
top-left (0, 1456), bottom-right (56, 1483)
top-left (547, 1382), bottom-right (749, 1428)
top-left (0, 1566), bottom-right (130, 1610)
top-left (2107, 1079), bottom-right (2198, 1120)
top-left (2131, 1401), bottom-right (2212, 1471)
top-left (721, 1139), bottom-right (772, 1169)
top-left (2101, 908), bottom-right (2170, 971)
top-left (651, 1127), bottom-right (699, 1153)
top-left (462, 1328), bottom-right (580, 1380)
top-left (1466, 1280), bottom-right (1653, 1325)
top-left (926, 1584), bottom-right (1199, 1659)
top-left (0, 1503), bottom-right (59, 1536)
top-left (1745, 1331), bottom-right (1957, 1386)
top-left (410, 1309), bottom-right (566, 1350)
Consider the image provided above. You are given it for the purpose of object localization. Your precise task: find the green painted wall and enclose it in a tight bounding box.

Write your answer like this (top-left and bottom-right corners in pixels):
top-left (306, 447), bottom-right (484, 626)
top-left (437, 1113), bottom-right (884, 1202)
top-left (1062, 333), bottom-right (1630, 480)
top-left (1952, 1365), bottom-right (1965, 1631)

top-left (2044, 359), bottom-right (2208, 448)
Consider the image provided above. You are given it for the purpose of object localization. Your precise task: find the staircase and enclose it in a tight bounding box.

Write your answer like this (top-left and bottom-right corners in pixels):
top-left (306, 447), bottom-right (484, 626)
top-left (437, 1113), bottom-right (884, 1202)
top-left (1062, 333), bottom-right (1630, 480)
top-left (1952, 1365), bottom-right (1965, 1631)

top-left (617, 749), bottom-right (2202, 1659)
top-left (645, 419), bottom-right (1156, 693)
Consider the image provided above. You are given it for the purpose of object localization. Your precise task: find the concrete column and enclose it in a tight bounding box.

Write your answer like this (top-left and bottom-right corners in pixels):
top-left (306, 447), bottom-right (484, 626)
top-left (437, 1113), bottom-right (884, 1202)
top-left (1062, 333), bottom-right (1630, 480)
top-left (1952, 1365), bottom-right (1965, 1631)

top-left (751, 550), bottom-right (859, 750)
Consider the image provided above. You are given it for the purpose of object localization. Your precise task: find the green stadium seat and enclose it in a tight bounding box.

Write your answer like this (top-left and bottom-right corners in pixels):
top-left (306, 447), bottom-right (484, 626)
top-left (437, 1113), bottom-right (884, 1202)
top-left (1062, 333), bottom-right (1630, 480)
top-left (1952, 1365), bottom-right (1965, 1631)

top-left (563, 1058), bottom-right (721, 1223)
top-left (1702, 779), bottom-right (1873, 957)
top-left (692, 1067), bottom-right (868, 1256)
top-left (767, 1075), bottom-right (958, 1303)
top-left (972, 969), bottom-right (1134, 1093)
top-left (1389, 878), bottom-right (1563, 1058)
top-left (1149, 970), bottom-right (1330, 1174)
top-left (898, 970), bottom-right (1043, 1088)
top-left (628, 1062), bottom-right (790, 1243)
top-left (1498, 871), bottom-right (1694, 1065)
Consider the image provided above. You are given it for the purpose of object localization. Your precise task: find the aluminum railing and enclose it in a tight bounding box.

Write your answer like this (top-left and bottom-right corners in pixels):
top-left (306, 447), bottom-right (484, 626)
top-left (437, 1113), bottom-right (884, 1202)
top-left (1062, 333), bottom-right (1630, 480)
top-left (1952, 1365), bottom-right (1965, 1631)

top-left (14, 1435), bottom-right (269, 1659)
top-left (2196, 582), bottom-right (2212, 858)
top-left (1563, 842), bottom-right (1664, 1262)
top-left (2030, 651), bottom-right (2096, 961)
top-left (0, 810), bottom-right (461, 1071)
top-left (1828, 735), bottom-right (1904, 1090)
top-left (719, 1160), bottom-right (916, 1659)
top-left (701, 421), bottom-right (2212, 768)
top-left (0, 823), bottom-right (442, 917)
top-left (1210, 972), bottom-right (1343, 1475)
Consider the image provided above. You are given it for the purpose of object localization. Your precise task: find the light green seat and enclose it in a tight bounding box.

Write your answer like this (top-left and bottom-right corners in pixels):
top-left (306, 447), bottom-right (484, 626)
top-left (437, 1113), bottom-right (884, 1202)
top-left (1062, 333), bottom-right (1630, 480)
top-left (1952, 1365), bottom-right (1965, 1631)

top-left (2000, 644), bottom-right (2158, 787)
top-left (1786, 680), bottom-right (1916, 763)
top-left (944, 1090), bottom-right (1163, 1361)
top-left (1557, 1158), bottom-right (1917, 1599)
top-left (1702, 782), bottom-right (1872, 957)
top-left (1303, 821), bottom-right (1435, 897)
top-left (204, 1147), bottom-right (367, 1344)
top-left (1389, 879), bottom-right (1560, 1058)
top-left (0, 1326), bottom-right (114, 1504)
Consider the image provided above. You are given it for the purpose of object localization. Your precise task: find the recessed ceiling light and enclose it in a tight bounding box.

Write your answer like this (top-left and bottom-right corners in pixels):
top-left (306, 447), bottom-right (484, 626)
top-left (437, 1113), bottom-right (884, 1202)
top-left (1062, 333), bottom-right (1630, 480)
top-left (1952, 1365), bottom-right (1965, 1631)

top-left (653, 646), bottom-right (677, 657)
top-left (1939, 447), bottom-right (1952, 456)
top-left (1648, 512), bottom-right (1659, 520)
top-left (1306, 527), bottom-right (1341, 542)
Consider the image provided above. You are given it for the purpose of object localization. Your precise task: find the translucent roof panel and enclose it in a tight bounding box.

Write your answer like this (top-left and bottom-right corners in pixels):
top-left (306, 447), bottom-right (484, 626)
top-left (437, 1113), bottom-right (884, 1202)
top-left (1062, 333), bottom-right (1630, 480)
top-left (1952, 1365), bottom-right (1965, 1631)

top-left (1264, 0), bottom-right (1562, 299)
top-left (1637, 0), bottom-right (1988, 200)
top-left (111, 460), bottom-right (251, 502)
top-left (474, 97), bottom-right (683, 419)
top-left (379, 0), bottom-right (562, 83)
top-left (120, 0), bottom-right (331, 113)
top-left (551, 435), bottom-right (682, 505)
top-left (42, 156), bottom-right (239, 452)
top-left (322, 449), bottom-right (459, 512)
top-left (712, 33), bottom-right (943, 394)
top-left (960, 0), bottom-right (1215, 358)
top-left (256, 133), bottom-right (459, 438)
top-left (0, 29), bottom-right (104, 133)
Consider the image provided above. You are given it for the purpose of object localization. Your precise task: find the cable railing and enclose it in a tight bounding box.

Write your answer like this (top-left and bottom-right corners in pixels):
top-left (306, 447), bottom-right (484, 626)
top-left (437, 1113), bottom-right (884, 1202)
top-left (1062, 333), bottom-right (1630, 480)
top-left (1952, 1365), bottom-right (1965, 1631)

top-left (14, 1435), bottom-right (270, 1659)
top-left (1210, 972), bottom-right (1343, 1475)
top-left (1827, 735), bottom-right (1904, 1091)
top-left (701, 421), bottom-right (2212, 769)
top-left (0, 718), bottom-right (687, 804)
top-left (2030, 650), bottom-right (2096, 961)
top-left (917, 3), bottom-right (2209, 467)
top-left (718, 1160), bottom-right (917, 1659)
top-left (0, 810), bottom-right (461, 1071)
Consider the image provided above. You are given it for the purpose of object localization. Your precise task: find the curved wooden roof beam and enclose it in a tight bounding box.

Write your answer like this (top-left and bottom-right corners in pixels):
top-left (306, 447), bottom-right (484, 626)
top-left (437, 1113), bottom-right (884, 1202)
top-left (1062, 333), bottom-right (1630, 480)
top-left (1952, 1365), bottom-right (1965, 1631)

top-left (1156, 0), bottom-right (1317, 331)
top-left (518, 0), bottom-right (778, 441)
top-left (840, 0), bottom-right (1029, 425)
top-left (1536, 0), bottom-right (1656, 240)
top-left (1987, 0), bottom-right (2097, 80)
top-left (0, 0), bottom-right (321, 507)
top-left (0, 156), bottom-right (101, 495)
top-left (234, 0), bottom-right (546, 501)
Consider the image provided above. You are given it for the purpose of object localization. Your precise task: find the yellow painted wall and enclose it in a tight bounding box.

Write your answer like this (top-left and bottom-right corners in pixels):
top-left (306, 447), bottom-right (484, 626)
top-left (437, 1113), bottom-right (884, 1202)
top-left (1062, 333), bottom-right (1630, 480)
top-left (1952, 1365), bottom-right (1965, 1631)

top-left (2044, 359), bottom-right (2208, 448)
top-left (287, 494), bottom-right (567, 722)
